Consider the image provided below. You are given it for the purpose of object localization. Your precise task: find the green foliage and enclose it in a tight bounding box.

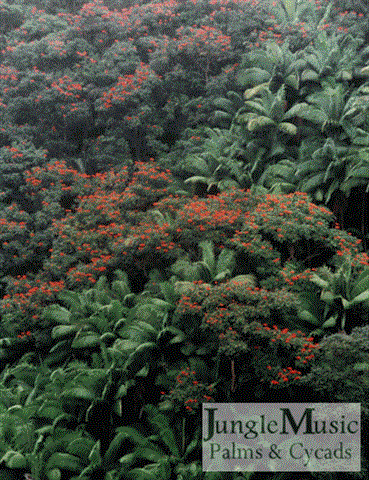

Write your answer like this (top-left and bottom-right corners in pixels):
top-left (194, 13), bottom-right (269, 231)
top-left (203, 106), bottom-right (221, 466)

top-left (234, 84), bottom-right (299, 182)
top-left (303, 325), bottom-right (369, 417)
top-left (300, 258), bottom-right (369, 335)
top-left (0, 2), bottom-right (369, 478)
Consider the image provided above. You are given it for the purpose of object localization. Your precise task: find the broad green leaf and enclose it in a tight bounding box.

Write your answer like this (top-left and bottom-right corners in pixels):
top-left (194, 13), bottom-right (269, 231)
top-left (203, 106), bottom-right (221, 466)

top-left (236, 68), bottom-right (270, 88)
top-left (1, 451), bottom-right (27, 469)
top-left (134, 445), bottom-right (166, 463)
top-left (112, 280), bottom-right (131, 299)
top-left (322, 314), bottom-right (338, 328)
top-left (212, 110), bottom-right (232, 122)
top-left (216, 248), bottom-right (236, 276)
top-left (298, 310), bottom-right (320, 325)
top-left (320, 290), bottom-right (335, 304)
top-left (349, 289), bottom-right (369, 307)
top-left (37, 399), bottom-right (63, 420)
top-left (199, 240), bottom-right (215, 276)
top-left (111, 339), bottom-right (139, 355)
top-left (213, 270), bottom-right (231, 282)
top-left (125, 467), bottom-right (157, 480)
top-left (184, 176), bottom-right (210, 185)
top-left (310, 274), bottom-right (329, 289)
top-left (243, 83), bottom-right (270, 101)
top-left (67, 437), bottom-right (95, 461)
top-left (57, 290), bottom-right (84, 310)
top-left (61, 387), bottom-right (94, 402)
top-left (118, 452), bottom-right (136, 467)
top-left (248, 116), bottom-right (275, 132)
top-left (184, 427), bottom-right (201, 459)
top-left (159, 281), bottom-right (178, 305)
top-left (301, 69), bottom-right (320, 81)
top-left (103, 431), bottom-right (133, 468)
top-left (351, 128), bottom-right (369, 145)
top-left (71, 332), bottom-right (100, 348)
top-left (351, 269), bottom-right (369, 298)
top-left (353, 362), bottom-right (369, 371)
top-left (46, 453), bottom-right (83, 472)
top-left (296, 159), bottom-right (324, 178)
top-left (144, 405), bottom-right (180, 457)
top-left (345, 166), bottom-right (369, 180)
top-left (149, 298), bottom-right (174, 309)
top-left (124, 342), bottom-right (158, 377)
top-left (284, 103), bottom-right (327, 125)
top-left (115, 426), bottom-right (148, 446)
top-left (193, 261), bottom-right (212, 283)
top-left (52, 325), bottom-right (79, 339)
top-left (341, 297), bottom-right (350, 309)
top-left (47, 468), bottom-right (62, 480)
top-left (301, 172), bottom-right (325, 193)
top-left (43, 304), bottom-right (71, 324)
top-left (285, 73), bottom-right (299, 90)
top-left (278, 122), bottom-right (298, 135)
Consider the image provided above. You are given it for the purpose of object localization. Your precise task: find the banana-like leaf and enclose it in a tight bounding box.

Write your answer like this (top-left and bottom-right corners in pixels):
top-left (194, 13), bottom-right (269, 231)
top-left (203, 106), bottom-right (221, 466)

top-left (324, 179), bottom-right (340, 204)
top-left (193, 261), bottom-right (213, 283)
top-left (269, 91), bottom-right (285, 123)
top-left (247, 116), bottom-right (275, 132)
top-left (234, 112), bottom-right (256, 125)
top-left (61, 387), bottom-right (94, 402)
top-left (226, 90), bottom-right (244, 109)
top-left (159, 281), bottom-right (178, 305)
top-left (301, 69), bottom-right (320, 82)
top-left (212, 97), bottom-right (235, 113)
top-left (296, 158), bottom-right (324, 178)
top-left (278, 122), bottom-right (297, 135)
top-left (320, 290), bottom-right (335, 304)
top-left (300, 172), bottom-right (325, 193)
top-left (216, 248), bottom-right (236, 276)
top-left (124, 342), bottom-right (158, 377)
top-left (351, 128), bottom-right (369, 146)
top-left (199, 240), bottom-right (216, 277)
top-left (184, 176), bottom-right (210, 185)
top-left (1, 450), bottom-right (28, 469)
top-left (310, 274), bottom-right (329, 289)
top-left (321, 314), bottom-right (338, 328)
top-left (144, 404), bottom-right (180, 457)
top-left (57, 290), bottom-right (84, 310)
top-left (46, 453), bottom-right (84, 472)
top-left (345, 165), bottom-right (369, 180)
top-left (51, 325), bottom-right (79, 339)
top-left (43, 305), bottom-right (71, 324)
top-left (351, 269), bottom-right (369, 299)
top-left (349, 290), bottom-right (369, 307)
top-left (243, 100), bottom-right (268, 116)
top-left (237, 68), bottom-right (270, 88)
top-left (284, 103), bottom-right (327, 125)
top-left (285, 73), bottom-right (299, 90)
top-left (298, 310), bottom-right (321, 325)
top-left (103, 430), bottom-right (138, 468)
top-left (360, 65), bottom-right (369, 76)
top-left (305, 53), bottom-right (322, 71)
top-left (71, 332), bottom-right (100, 348)
top-left (212, 110), bottom-right (232, 122)
top-left (243, 83), bottom-right (270, 100)
top-left (67, 437), bottom-right (96, 461)
top-left (270, 182), bottom-right (296, 194)
top-left (353, 362), bottom-right (369, 371)
top-left (124, 467), bottom-right (158, 480)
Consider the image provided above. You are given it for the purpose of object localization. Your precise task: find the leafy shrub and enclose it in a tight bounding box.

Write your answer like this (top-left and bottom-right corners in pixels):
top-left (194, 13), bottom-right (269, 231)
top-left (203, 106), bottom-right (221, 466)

top-left (302, 325), bottom-right (369, 406)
